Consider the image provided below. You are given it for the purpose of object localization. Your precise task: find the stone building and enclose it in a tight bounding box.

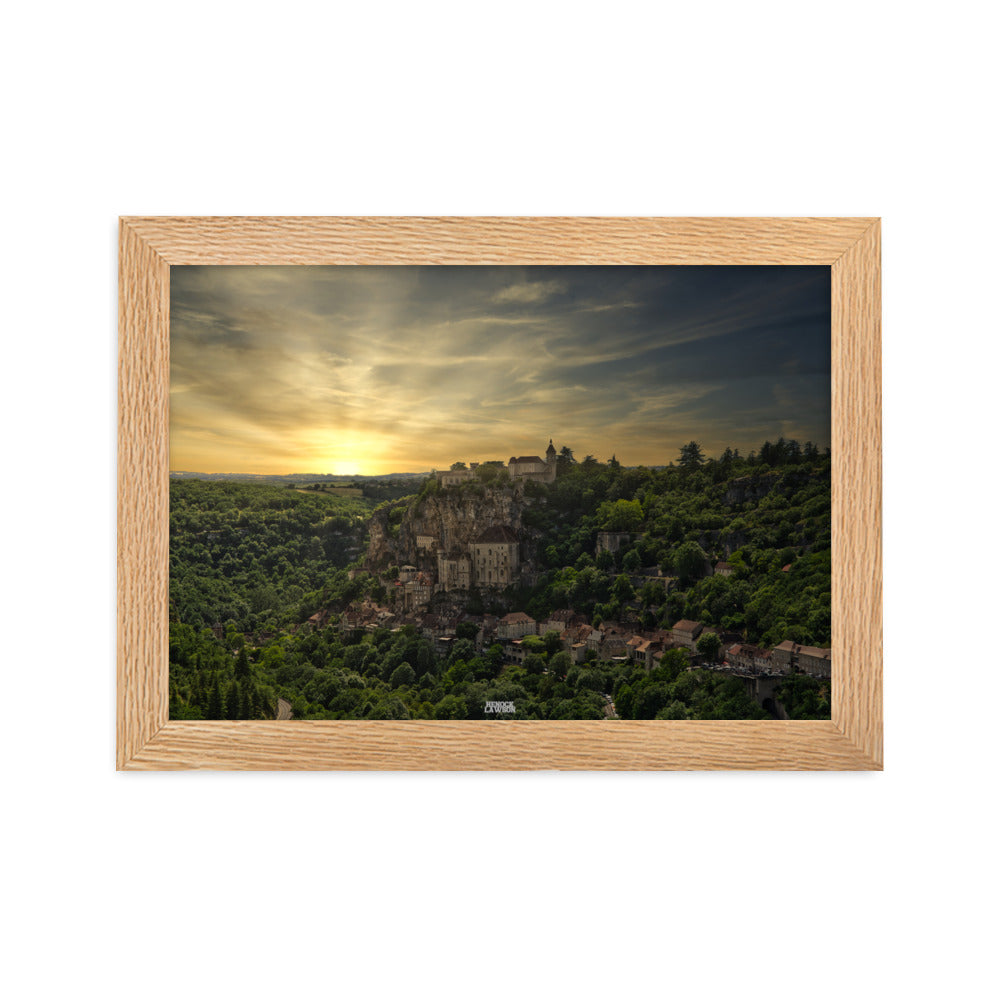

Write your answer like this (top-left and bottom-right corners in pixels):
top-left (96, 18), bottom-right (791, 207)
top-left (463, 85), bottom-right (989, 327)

top-left (671, 619), bottom-right (705, 650)
top-left (725, 643), bottom-right (773, 675)
top-left (769, 640), bottom-right (830, 678)
top-left (629, 637), bottom-right (663, 671)
top-left (437, 551), bottom-right (472, 592)
top-left (470, 524), bottom-right (520, 587)
top-left (797, 645), bottom-right (832, 679)
top-left (398, 570), bottom-right (433, 611)
top-left (424, 521), bottom-right (522, 595)
top-left (508, 440), bottom-right (557, 484)
top-left (497, 612), bottom-right (537, 640)
top-left (436, 442), bottom-right (557, 487)
top-left (563, 623), bottom-right (593, 653)
top-left (415, 532), bottom-right (438, 551)
top-left (588, 622), bottom-right (629, 659)
top-left (771, 640), bottom-right (798, 674)
top-left (437, 467), bottom-right (475, 487)
top-left (539, 608), bottom-right (577, 634)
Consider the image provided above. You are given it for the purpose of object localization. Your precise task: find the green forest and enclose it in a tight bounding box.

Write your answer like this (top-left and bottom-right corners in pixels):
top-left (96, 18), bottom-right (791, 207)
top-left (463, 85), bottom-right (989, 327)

top-left (517, 440), bottom-right (831, 649)
top-left (169, 479), bottom-right (374, 629)
top-left (169, 439), bottom-right (831, 721)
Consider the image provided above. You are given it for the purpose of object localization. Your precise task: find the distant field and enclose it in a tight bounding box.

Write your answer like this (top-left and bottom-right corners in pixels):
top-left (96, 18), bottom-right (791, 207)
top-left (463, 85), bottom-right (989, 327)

top-left (296, 486), bottom-right (364, 497)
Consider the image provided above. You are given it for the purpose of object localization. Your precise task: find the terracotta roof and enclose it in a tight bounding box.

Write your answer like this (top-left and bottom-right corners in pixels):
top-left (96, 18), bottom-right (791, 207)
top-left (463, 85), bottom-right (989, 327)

top-left (501, 612), bottom-right (535, 624)
top-left (797, 645), bottom-right (831, 660)
top-left (672, 619), bottom-right (703, 633)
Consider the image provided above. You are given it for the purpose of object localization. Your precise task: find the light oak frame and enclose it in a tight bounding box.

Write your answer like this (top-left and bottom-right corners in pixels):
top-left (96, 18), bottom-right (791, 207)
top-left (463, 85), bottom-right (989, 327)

top-left (118, 217), bottom-right (881, 770)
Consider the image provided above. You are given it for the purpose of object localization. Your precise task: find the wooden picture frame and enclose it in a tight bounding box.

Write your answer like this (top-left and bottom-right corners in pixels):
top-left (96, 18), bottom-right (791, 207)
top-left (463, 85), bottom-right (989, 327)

top-left (118, 217), bottom-right (881, 770)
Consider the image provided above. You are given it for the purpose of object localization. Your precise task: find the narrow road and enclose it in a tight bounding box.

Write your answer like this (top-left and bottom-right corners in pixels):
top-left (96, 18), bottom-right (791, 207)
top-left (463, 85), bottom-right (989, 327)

top-left (276, 698), bottom-right (293, 720)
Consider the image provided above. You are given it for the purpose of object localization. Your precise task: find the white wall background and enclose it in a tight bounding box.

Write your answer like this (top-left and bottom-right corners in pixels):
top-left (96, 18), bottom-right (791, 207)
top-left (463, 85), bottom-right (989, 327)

top-left (3, 3), bottom-right (996, 998)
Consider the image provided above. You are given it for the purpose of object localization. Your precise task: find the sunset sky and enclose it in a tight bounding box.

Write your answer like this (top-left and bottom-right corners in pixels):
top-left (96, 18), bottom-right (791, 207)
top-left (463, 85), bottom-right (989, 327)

top-left (169, 265), bottom-right (831, 475)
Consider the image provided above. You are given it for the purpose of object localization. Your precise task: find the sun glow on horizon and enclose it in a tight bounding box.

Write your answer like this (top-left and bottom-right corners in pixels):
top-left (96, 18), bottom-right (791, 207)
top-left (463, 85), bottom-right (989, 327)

top-left (320, 433), bottom-right (387, 477)
top-left (169, 265), bottom-right (831, 478)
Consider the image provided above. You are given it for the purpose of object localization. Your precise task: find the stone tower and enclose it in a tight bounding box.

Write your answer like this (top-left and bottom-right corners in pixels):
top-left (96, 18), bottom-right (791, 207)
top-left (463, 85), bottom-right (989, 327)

top-left (546, 439), bottom-right (557, 467)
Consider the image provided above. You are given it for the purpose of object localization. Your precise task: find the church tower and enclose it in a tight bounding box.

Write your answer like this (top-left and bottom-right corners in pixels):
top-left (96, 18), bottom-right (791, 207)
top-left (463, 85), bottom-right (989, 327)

top-left (546, 439), bottom-right (557, 466)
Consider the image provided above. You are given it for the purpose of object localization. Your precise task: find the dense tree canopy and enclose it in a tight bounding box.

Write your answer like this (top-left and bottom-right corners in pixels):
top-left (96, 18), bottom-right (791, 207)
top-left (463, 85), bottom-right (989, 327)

top-left (169, 439), bottom-right (831, 721)
top-left (517, 439), bottom-right (830, 655)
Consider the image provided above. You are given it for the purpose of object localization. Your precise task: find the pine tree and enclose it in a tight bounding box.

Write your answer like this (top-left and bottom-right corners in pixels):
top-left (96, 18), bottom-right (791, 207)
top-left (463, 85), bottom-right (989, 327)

top-left (238, 681), bottom-right (251, 719)
top-left (225, 681), bottom-right (240, 720)
top-left (678, 441), bottom-right (704, 469)
top-left (234, 646), bottom-right (251, 680)
top-left (207, 677), bottom-right (223, 720)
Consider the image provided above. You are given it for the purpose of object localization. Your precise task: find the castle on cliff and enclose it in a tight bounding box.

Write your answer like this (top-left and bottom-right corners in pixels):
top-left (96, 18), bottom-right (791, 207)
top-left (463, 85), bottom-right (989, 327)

top-left (508, 440), bottom-right (558, 484)
top-left (436, 440), bottom-right (558, 487)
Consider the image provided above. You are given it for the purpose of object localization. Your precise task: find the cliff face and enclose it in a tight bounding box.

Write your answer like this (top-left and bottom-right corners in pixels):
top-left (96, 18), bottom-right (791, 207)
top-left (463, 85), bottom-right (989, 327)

top-left (723, 469), bottom-right (828, 507)
top-left (365, 486), bottom-right (526, 572)
top-left (723, 473), bottom-right (782, 506)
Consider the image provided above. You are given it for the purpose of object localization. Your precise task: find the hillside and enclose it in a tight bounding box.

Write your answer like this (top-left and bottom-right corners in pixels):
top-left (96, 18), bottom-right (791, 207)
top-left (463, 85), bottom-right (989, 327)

top-left (516, 450), bottom-right (831, 649)
top-left (167, 440), bottom-right (832, 722)
top-left (169, 479), bottom-right (373, 629)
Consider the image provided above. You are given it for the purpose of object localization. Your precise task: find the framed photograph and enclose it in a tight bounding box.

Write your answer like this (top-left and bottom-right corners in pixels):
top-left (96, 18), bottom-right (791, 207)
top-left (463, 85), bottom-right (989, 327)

top-left (118, 217), bottom-right (881, 770)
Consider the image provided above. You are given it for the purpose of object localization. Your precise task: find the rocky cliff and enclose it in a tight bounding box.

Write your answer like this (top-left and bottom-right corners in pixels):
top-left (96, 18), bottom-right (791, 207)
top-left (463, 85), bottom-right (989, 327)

top-left (723, 472), bottom-right (782, 506)
top-left (723, 469), bottom-right (827, 506)
top-left (365, 484), bottom-right (528, 572)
